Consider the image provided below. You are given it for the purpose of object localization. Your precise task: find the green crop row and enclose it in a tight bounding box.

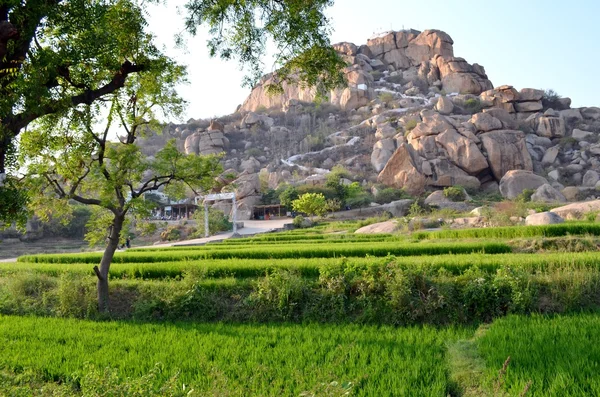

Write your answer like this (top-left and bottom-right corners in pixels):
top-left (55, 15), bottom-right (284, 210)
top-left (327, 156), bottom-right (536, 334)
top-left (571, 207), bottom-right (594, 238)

top-left (8, 252), bottom-right (600, 280)
top-left (413, 223), bottom-right (600, 240)
top-left (0, 315), bottom-right (469, 396)
top-left (2, 313), bottom-right (599, 396)
top-left (17, 241), bottom-right (511, 264)
top-left (137, 236), bottom-right (399, 251)
top-left (477, 314), bottom-right (600, 396)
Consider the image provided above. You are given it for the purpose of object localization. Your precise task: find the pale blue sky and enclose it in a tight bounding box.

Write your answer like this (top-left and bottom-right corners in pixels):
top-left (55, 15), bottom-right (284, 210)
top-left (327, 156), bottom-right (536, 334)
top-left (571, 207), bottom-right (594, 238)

top-left (148, 0), bottom-right (599, 120)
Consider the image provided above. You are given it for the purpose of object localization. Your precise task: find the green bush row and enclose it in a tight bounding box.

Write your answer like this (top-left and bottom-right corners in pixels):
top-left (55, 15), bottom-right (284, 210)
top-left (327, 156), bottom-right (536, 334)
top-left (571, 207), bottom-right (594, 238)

top-left (17, 242), bottom-right (511, 264)
top-left (413, 223), bottom-right (600, 240)
top-left (3, 262), bottom-right (600, 324)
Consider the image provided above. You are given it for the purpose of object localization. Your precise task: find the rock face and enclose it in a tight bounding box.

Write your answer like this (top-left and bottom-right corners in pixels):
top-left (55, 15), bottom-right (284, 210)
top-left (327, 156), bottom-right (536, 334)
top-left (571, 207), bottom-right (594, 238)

top-left (159, 27), bottom-right (600, 222)
top-left (377, 144), bottom-right (427, 195)
top-left (355, 220), bottom-right (400, 234)
top-left (525, 212), bottom-right (564, 226)
top-left (241, 29), bottom-right (492, 112)
top-left (499, 170), bottom-right (548, 199)
top-left (530, 184), bottom-right (567, 203)
top-left (184, 130), bottom-right (228, 155)
top-left (480, 131), bottom-right (532, 180)
top-left (551, 200), bottom-right (600, 220)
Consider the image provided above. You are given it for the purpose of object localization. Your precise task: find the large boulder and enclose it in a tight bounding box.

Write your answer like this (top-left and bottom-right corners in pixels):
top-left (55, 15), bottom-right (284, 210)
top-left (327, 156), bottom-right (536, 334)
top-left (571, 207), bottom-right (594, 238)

top-left (428, 159), bottom-right (481, 190)
top-left (184, 132), bottom-right (202, 155)
top-left (435, 96), bottom-right (454, 115)
top-left (435, 129), bottom-right (488, 174)
top-left (551, 200), bottom-right (600, 220)
top-left (480, 130), bottom-right (532, 180)
top-left (355, 220), bottom-right (400, 234)
top-left (198, 130), bottom-right (228, 155)
top-left (471, 113), bottom-right (502, 132)
top-left (229, 173), bottom-right (261, 199)
top-left (530, 184), bottom-right (567, 203)
top-left (525, 212), bottom-right (564, 226)
top-left (377, 144), bottom-right (427, 195)
top-left (536, 115), bottom-right (566, 138)
top-left (499, 170), bottom-right (548, 199)
top-left (371, 138), bottom-right (397, 172)
top-left (424, 189), bottom-right (473, 212)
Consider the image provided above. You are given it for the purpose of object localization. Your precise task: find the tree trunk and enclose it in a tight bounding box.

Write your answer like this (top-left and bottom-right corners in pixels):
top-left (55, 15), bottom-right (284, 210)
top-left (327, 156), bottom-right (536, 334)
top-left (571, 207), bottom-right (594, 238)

top-left (94, 213), bottom-right (125, 313)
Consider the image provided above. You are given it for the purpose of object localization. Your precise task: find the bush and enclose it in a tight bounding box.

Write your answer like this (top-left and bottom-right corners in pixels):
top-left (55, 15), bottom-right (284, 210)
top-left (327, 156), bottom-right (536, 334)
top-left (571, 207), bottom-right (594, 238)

top-left (542, 89), bottom-right (563, 110)
top-left (293, 215), bottom-right (307, 228)
top-left (516, 189), bottom-right (535, 203)
top-left (379, 92), bottom-right (395, 104)
top-left (463, 98), bottom-right (483, 114)
top-left (193, 208), bottom-right (232, 237)
top-left (345, 192), bottom-right (373, 209)
top-left (443, 187), bottom-right (467, 202)
top-left (404, 119), bottom-right (418, 132)
top-left (375, 187), bottom-right (409, 204)
top-left (160, 226), bottom-right (181, 241)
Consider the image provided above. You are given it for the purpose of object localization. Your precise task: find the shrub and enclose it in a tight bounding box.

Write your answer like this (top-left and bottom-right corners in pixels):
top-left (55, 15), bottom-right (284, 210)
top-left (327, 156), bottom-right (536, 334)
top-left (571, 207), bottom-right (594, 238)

top-left (375, 187), bottom-right (409, 204)
top-left (293, 215), bottom-right (306, 228)
top-left (160, 226), bottom-right (181, 241)
top-left (542, 89), bottom-right (562, 110)
top-left (404, 119), bottom-right (418, 132)
top-left (386, 74), bottom-right (404, 85)
top-left (193, 208), bottom-right (232, 237)
top-left (345, 192), bottom-right (372, 209)
top-left (516, 189), bottom-right (535, 203)
top-left (463, 98), bottom-right (483, 114)
top-left (443, 187), bottom-right (467, 202)
top-left (245, 147), bottom-right (263, 158)
top-left (379, 92), bottom-right (395, 104)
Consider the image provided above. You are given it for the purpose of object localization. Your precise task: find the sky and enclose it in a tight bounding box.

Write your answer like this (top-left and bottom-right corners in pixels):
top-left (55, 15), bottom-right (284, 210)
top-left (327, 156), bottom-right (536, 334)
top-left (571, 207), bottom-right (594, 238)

top-left (146, 0), bottom-right (600, 121)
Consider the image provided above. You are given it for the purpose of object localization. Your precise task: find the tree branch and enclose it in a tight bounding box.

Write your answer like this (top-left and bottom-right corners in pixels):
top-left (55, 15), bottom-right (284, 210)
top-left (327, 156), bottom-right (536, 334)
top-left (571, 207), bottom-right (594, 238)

top-left (5, 60), bottom-right (147, 134)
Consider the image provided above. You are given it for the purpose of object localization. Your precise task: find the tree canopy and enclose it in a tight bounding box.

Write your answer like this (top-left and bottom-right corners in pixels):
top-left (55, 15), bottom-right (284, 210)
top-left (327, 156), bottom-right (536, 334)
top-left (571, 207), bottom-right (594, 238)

top-left (0, 0), bottom-right (344, 224)
top-left (19, 50), bottom-right (221, 311)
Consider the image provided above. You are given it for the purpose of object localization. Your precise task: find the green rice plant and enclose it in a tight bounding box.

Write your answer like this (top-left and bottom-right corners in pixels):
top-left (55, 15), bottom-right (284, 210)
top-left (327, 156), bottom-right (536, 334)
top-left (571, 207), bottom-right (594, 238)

top-left (478, 314), bottom-right (600, 396)
top-left (17, 241), bottom-right (511, 264)
top-left (0, 315), bottom-right (471, 396)
top-left (413, 223), bottom-right (600, 240)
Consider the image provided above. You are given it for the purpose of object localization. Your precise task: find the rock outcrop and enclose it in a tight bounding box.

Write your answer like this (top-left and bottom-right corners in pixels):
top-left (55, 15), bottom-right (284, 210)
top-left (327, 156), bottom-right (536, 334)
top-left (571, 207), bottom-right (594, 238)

top-left (157, 27), bottom-right (600, 221)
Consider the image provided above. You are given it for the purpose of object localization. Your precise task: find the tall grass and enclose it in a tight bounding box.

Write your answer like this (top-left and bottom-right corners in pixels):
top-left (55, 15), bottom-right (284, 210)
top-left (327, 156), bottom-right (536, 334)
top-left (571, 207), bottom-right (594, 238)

top-left (0, 315), bottom-right (471, 396)
top-left (478, 314), bottom-right (600, 396)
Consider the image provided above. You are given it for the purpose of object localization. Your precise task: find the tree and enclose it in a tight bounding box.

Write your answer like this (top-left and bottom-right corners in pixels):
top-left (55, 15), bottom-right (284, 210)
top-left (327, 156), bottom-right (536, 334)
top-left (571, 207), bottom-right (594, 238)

top-left (292, 193), bottom-right (327, 221)
top-left (0, 0), bottom-right (345, 224)
top-left (19, 56), bottom-right (221, 312)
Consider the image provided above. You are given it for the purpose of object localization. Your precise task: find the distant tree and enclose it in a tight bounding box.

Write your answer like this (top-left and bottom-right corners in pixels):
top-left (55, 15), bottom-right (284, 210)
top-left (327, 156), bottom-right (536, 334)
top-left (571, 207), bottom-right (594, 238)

top-left (292, 193), bottom-right (327, 220)
top-left (279, 185), bottom-right (299, 209)
top-left (19, 57), bottom-right (221, 313)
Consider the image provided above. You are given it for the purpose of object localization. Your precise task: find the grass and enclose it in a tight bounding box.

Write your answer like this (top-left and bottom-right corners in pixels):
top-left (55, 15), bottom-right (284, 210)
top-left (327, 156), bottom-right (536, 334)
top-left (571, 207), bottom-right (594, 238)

top-left (0, 314), bottom-right (471, 396)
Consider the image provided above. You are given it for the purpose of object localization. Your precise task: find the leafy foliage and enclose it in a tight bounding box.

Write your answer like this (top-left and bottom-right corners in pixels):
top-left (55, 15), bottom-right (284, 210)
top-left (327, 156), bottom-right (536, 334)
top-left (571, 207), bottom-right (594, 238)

top-left (192, 208), bottom-right (232, 237)
top-left (292, 193), bottom-right (327, 219)
top-left (183, 0), bottom-right (346, 95)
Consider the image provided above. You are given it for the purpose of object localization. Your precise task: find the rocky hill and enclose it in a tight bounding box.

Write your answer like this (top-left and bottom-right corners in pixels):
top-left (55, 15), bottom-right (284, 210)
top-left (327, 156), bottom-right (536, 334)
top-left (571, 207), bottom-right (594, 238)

top-left (158, 29), bottom-right (600, 219)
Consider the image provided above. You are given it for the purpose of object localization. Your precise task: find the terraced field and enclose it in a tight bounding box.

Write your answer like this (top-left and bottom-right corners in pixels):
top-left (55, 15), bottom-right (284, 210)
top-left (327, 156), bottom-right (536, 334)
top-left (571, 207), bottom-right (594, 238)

top-left (2, 222), bottom-right (600, 395)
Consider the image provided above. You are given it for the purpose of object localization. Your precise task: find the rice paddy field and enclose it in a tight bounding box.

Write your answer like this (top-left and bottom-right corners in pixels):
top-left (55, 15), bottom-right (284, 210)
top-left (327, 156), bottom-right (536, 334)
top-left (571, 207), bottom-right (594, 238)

top-left (3, 221), bottom-right (600, 395)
